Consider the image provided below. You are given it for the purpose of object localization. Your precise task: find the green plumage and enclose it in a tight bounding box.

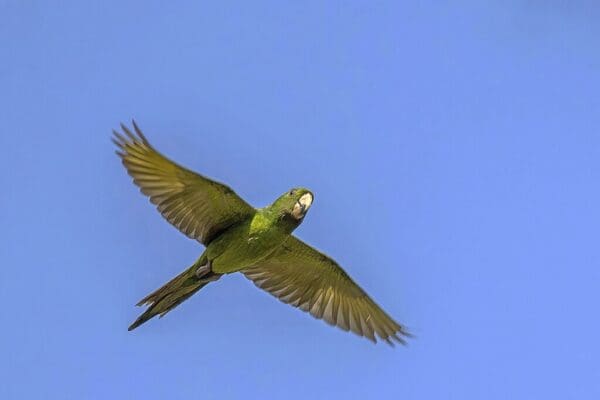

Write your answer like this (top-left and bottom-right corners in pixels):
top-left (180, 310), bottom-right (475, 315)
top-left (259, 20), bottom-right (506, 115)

top-left (114, 121), bottom-right (410, 345)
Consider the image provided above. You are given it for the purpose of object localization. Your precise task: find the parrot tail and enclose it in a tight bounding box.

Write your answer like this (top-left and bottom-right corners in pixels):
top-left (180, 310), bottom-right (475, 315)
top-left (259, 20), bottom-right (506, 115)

top-left (128, 264), bottom-right (221, 331)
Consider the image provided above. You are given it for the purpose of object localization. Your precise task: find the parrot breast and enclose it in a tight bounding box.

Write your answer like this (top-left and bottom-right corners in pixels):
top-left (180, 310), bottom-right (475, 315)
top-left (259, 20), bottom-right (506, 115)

top-left (206, 211), bottom-right (289, 274)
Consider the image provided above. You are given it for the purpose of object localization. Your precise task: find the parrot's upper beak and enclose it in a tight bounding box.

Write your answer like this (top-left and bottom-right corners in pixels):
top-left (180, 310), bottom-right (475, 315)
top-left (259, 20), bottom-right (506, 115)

top-left (291, 192), bottom-right (313, 219)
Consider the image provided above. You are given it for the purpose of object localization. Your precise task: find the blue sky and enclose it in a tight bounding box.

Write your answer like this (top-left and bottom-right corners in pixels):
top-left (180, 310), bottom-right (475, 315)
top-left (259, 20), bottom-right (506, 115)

top-left (1, 1), bottom-right (599, 398)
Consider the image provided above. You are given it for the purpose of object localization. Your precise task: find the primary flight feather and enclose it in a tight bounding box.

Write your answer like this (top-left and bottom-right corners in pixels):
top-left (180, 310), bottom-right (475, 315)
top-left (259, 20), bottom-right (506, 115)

top-left (114, 121), bottom-right (410, 345)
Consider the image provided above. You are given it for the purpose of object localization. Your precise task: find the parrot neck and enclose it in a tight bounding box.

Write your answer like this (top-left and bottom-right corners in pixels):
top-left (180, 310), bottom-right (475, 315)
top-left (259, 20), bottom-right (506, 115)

top-left (260, 206), bottom-right (302, 235)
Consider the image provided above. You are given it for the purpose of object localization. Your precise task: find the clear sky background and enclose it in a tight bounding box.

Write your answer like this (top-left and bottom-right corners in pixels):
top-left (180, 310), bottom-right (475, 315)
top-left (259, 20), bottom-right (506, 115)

top-left (1, 1), bottom-right (599, 399)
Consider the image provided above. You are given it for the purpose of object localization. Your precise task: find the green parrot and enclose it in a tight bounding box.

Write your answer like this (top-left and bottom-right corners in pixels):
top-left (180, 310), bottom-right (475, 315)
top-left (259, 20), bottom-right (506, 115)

top-left (113, 121), bottom-right (410, 345)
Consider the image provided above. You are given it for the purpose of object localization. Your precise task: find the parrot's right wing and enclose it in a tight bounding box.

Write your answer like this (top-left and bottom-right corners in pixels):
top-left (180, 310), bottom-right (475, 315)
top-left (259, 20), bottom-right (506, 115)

top-left (243, 236), bottom-right (410, 345)
top-left (113, 121), bottom-right (255, 245)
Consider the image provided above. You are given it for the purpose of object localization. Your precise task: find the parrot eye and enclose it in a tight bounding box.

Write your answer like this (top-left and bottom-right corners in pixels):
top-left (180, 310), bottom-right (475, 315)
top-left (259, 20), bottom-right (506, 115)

top-left (289, 190), bottom-right (296, 196)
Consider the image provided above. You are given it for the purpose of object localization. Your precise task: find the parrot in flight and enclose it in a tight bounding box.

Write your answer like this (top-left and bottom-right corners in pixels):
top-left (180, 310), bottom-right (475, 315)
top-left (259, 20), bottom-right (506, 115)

top-left (113, 121), bottom-right (410, 345)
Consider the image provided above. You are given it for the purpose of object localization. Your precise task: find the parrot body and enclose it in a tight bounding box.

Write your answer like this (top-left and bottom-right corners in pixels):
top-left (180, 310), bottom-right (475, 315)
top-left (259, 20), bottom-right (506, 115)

top-left (114, 121), bottom-right (410, 345)
top-left (207, 208), bottom-right (291, 274)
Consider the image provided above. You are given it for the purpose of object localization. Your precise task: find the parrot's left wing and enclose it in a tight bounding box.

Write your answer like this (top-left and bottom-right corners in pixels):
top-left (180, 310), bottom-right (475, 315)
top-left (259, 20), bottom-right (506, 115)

top-left (243, 236), bottom-right (410, 345)
top-left (113, 121), bottom-right (255, 245)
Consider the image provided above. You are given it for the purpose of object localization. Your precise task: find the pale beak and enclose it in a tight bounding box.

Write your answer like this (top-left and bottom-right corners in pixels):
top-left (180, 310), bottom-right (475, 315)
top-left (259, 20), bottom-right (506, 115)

top-left (291, 193), bottom-right (313, 219)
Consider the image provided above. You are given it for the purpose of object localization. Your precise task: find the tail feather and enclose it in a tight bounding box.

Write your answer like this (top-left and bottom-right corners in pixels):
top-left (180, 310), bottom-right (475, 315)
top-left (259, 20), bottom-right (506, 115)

top-left (128, 265), bottom-right (220, 331)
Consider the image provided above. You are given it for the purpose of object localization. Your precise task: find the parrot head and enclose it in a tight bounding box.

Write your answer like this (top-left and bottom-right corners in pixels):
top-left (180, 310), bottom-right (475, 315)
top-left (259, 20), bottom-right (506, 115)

top-left (271, 187), bottom-right (314, 225)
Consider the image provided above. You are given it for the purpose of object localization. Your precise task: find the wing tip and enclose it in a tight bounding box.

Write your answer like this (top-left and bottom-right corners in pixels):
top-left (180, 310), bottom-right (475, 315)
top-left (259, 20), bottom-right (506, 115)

top-left (131, 119), bottom-right (151, 145)
top-left (383, 327), bottom-right (413, 347)
top-left (112, 119), bottom-right (151, 148)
